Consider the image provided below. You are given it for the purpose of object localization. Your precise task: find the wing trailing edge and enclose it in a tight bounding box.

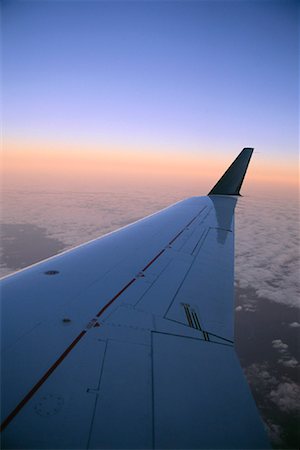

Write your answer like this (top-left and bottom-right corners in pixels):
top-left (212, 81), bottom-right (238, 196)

top-left (208, 147), bottom-right (254, 196)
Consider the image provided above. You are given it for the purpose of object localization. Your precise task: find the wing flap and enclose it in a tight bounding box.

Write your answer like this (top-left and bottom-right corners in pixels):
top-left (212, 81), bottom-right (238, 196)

top-left (153, 332), bottom-right (269, 449)
top-left (88, 340), bottom-right (152, 449)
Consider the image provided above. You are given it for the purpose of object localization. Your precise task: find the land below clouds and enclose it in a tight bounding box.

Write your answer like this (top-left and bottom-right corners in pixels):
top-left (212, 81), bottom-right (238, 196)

top-left (235, 285), bottom-right (300, 448)
top-left (0, 223), bottom-right (66, 276)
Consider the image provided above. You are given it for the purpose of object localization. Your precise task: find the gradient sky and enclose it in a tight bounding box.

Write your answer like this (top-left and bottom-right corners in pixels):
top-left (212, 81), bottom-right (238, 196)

top-left (2, 0), bottom-right (299, 191)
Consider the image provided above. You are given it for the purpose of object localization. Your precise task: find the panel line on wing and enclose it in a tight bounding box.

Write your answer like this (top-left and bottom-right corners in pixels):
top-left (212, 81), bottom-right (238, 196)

top-left (207, 332), bottom-right (234, 344)
top-left (191, 228), bottom-right (210, 255)
top-left (168, 206), bottom-right (207, 246)
top-left (151, 330), bottom-right (233, 347)
top-left (163, 228), bottom-right (212, 320)
top-left (86, 339), bottom-right (108, 448)
top-left (157, 314), bottom-right (234, 345)
top-left (150, 331), bottom-right (155, 449)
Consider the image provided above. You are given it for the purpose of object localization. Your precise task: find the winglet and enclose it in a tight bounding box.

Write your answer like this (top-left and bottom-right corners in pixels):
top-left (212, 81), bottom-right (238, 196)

top-left (208, 148), bottom-right (254, 196)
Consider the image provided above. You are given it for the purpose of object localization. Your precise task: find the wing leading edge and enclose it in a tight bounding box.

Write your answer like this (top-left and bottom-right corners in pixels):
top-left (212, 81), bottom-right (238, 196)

top-left (0, 148), bottom-right (270, 449)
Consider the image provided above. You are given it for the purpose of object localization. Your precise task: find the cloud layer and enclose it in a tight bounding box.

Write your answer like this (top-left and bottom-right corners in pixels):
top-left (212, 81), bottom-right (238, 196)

top-left (269, 381), bottom-right (300, 413)
top-left (235, 194), bottom-right (299, 309)
top-left (245, 361), bottom-right (300, 445)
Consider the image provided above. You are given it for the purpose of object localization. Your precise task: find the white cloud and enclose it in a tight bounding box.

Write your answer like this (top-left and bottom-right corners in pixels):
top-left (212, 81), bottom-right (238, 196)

top-left (272, 339), bottom-right (288, 352)
top-left (235, 305), bottom-right (242, 311)
top-left (265, 421), bottom-right (283, 446)
top-left (278, 358), bottom-right (299, 368)
top-left (289, 322), bottom-right (300, 328)
top-left (270, 382), bottom-right (300, 413)
top-left (243, 302), bottom-right (256, 312)
top-left (272, 339), bottom-right (299, 368)
top-left (235, 195), bottom-right (300, 309)
top-left (245, 362), bottom-right (300, 418)
top-left (245, 362), bottom-right (277, 390)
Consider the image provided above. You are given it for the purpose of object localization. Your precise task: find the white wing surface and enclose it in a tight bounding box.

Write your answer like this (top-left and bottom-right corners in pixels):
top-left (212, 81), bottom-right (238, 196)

top-left (1, 148), bottom-right (270, 449)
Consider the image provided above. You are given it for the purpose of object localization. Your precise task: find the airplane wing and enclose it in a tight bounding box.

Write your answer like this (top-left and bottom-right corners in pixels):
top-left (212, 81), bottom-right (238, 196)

top-left (0, 148), bottom-right (270, 449)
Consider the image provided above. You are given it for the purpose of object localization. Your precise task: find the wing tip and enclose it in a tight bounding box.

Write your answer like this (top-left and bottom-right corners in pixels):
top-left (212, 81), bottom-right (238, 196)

top-left (208, 147), bottom-right (254, 196)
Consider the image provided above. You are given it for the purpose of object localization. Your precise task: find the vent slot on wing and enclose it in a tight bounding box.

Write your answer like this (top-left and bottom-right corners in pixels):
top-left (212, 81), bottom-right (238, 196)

top-left (183, 304), bottom-right (201, 330)
top-left (182, 304), bottom-right (210, 341)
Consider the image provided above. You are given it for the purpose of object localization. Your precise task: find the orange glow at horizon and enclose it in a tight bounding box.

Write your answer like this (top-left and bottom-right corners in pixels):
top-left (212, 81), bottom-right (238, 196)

top-left (2, 138), bottom-right (298, 196)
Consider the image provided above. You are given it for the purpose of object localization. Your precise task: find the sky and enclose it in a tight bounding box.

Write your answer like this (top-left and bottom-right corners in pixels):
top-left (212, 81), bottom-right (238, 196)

top-left (2, 0), bottom-right (299, 192)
